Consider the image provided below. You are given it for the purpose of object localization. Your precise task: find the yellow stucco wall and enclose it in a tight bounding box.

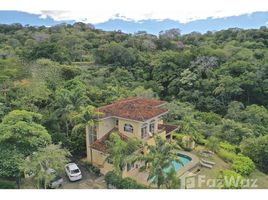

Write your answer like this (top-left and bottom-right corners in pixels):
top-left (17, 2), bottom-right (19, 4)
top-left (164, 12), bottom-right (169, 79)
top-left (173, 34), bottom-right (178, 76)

top-left (87, 115), bottom-right (172, 180)
top-left (91, 149), bottom-right (106, 166)
top-left (118, 118), bottom-right (141, 139)
top-left (146, 130), bottom-right (166, 145)
top-left (96, 118), bottom-right (116, 139)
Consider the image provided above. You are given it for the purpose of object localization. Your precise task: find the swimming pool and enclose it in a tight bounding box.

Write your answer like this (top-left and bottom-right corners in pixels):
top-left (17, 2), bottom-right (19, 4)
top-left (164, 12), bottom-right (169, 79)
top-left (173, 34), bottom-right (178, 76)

top-left (149, 153), bottom-right (194, 183)
top-left (172, 154), bottom-right (192, 171)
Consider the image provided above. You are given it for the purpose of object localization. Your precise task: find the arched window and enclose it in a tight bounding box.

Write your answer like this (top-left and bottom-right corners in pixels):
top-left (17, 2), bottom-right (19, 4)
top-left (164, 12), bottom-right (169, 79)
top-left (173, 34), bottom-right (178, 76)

top-left (124, 124), bottom-right (133, 133)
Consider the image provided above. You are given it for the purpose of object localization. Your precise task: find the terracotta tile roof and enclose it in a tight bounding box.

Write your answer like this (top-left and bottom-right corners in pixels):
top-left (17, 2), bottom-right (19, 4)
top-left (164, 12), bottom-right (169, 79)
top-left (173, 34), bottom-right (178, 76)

top-left (97, 97), bottom-right (168, 122)
top-left (158, 124), bottom-right (179, 136)
top-left (90, 128), bottom-right (128, 153)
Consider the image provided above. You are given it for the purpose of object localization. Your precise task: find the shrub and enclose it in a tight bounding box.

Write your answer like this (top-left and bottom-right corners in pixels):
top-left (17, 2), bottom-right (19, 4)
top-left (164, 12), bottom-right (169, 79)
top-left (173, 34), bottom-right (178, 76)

top-left (0, 180), bottom-right (16, 189)
top-left (85, 163), bottom-right (101, 176)
top-left (231, 154), bottom-right (255, 176)
top-left (205, 136), bottom-right (220, 153)
top-left (218, 170), bottom-right (244, 189)
top-left (104, 171), bottom-right (147, 189)
top-left (174, 134), bottom-right (195, 151)
top-left (217, 149), bottom-right (237, 162)
top-left (241, 135), bottom-right (268, 173)
top-left (219, 142), bottom-right (236, 153)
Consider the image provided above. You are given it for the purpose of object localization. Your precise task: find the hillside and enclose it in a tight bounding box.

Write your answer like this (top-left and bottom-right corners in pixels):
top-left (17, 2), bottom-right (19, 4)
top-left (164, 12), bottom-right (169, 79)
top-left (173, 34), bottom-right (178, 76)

top-left (0, 23), bottom-right (268, 188)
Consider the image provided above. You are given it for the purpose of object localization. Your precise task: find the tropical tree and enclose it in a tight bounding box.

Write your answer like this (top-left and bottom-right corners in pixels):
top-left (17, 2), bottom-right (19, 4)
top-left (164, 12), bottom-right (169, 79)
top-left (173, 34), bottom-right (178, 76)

top-left (0, 110), bottom-right (51, 156)
top-left (241, 135), bottom-right (268, 173)
top-left (163, 168), bottom-right (181, 189)
top-left (0, 110), bottom-right (51, 187)
top-left (22, 144), bottom-right (70, 189)
top-left (52, 78), bottom-right (88, 136)
top-left (105, 133), bottom-right (140, 177)
top-left (0, 145), bottom-right (24, 186)
top-left (131, 136), bottom-right (181, 188)
top-left (71, 105), bottom-right (102, 155)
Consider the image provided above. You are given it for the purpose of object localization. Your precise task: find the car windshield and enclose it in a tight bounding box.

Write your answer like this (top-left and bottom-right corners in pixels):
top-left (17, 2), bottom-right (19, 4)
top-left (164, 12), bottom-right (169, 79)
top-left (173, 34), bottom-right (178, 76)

top-left (71, 169), bottom-right (80, 174)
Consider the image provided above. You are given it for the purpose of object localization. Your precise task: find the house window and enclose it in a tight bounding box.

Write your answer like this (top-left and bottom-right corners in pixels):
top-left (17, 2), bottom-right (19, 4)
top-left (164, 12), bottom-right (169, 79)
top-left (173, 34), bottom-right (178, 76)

top-left (89, 126), bottom-right (97, 145)
top-left (115, 119), bottom-right (119, 126)
top-left (124, 124), bottom-right (133, 133)
top-left (149, 120), bottom-right (155, 134)
top-left (141, 123), bottom-right (148, 139)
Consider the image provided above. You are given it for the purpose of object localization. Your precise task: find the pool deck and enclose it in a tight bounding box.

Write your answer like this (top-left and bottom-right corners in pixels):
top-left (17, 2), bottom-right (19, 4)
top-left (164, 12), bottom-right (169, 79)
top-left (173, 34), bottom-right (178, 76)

top-left (176, 150), bottom-right (200, 177)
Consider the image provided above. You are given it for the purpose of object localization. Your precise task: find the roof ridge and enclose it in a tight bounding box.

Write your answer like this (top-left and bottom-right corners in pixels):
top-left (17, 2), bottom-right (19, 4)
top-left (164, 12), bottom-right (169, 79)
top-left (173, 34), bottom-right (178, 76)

top-left (97, 97), bottom-right (139, 110)
top-left (97, 97), bottom-right (168, 122)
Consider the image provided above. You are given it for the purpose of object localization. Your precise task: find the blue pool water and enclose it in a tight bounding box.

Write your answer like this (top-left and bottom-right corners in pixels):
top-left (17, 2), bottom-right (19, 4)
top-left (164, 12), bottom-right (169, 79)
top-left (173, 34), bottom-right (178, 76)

top-left (172, 154), bottom-right (192, 171)
top-left (149, 154), bottom-right (192, 182)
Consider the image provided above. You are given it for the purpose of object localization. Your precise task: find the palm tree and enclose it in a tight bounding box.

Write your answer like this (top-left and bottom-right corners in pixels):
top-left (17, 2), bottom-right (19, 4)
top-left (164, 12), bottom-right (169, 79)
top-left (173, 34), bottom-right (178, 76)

top-left (179, 115), bottom-right (205, 144)
top-left (105, 132), bottom-right (140, 177)
top-left (53, 89), bottom-right (74, 136)
top-left (72, 105), bottom-right (101, 134)
top-left (72, 105), bottom-right (102, 156)
top-left (131, 136), bottom-right (182, 189)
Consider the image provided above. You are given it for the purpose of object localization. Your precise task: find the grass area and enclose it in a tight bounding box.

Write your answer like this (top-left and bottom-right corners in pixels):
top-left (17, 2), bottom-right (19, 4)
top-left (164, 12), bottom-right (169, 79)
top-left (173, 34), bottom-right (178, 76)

top-left (186, 145), bottom-right (268, 189)
top-left (187, 145), bottom-right (230, 189)
top-left (248, 169), bottom-right (268, 189)
top-left (0, 179), bottom-right (16, 189)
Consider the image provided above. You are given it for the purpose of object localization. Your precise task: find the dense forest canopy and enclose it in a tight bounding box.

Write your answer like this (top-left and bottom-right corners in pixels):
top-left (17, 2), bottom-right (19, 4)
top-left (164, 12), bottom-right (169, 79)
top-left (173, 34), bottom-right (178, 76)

top-left (1, 22), bottom-right (268, 179)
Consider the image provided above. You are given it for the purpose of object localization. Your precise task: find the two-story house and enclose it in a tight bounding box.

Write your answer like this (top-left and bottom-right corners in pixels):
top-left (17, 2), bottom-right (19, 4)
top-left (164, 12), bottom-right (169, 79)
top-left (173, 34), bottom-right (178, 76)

top-left (86, 97), bottom-right (178, 178)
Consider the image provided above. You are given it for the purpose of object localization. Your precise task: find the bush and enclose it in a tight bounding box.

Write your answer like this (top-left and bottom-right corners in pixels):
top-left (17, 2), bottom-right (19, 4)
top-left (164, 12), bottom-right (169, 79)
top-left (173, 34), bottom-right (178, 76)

top-left (104, 171), bottom-right (147, 189)
top-left (205, 136), bottom-right (220, 153)
top-left (219, 142), bottom-right (236, 153)
top-left (217, 149), bottom-right (237, 162)
top-left (231, 154), bottom-right (255, 176)
top-left (241, 135), bottom-right (268, 173)
top-left (0, 180), bottom-right (16, 189)
top-left (218, 170), bottom-right (244, 189)
top-left (174, 134), bottom-right (195, 151)
top-left (85, 163), bottom-right (101, 176)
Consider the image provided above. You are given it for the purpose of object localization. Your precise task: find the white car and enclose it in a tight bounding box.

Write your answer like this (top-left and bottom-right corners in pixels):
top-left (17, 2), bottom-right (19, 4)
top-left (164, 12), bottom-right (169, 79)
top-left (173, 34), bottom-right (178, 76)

top-left (65, 163), bottom-right (82, 181)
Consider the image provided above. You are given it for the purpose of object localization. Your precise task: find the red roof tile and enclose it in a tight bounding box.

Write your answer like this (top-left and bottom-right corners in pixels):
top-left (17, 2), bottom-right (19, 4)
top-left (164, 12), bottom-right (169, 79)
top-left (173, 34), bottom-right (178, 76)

top-left (158, 124), bottom-right (179, 136)
top-left (90, 128), bottom-right (129, 153)
top-left (97, 97), bottom-right (167, 121)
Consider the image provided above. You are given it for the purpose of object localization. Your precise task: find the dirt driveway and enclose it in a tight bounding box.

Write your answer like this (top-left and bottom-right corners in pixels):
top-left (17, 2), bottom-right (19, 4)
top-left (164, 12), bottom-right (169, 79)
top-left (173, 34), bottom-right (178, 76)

top-left (61, 164), bottom-right (107, 189)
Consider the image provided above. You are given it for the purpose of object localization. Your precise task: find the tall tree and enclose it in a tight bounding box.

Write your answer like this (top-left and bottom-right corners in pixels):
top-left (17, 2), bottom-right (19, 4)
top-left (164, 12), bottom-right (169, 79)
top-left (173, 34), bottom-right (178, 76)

top-left (131, 136), bottom-right (181, 189)
top-left (23, 144), bottom-right (70, 189)
top-left (105, 133), bottom-right (140, 177)
top-left (0, 110), bottom-right (51, 156)
top-left (71, 105), bottom-right (101, 155)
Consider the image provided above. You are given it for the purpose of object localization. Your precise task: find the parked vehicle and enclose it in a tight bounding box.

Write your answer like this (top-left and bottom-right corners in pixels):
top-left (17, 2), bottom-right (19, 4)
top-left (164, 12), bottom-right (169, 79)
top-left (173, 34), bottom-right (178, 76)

top-left (65, 163), bottom-right (82, 181)
top-left (47, 169), bottom-right (63, 189)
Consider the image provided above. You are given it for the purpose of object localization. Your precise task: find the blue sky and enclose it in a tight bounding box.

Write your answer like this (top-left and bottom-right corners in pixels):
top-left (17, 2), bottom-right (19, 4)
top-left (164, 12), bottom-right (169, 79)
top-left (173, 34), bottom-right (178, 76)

top-left (1, 11), bottom-right (268, 35)
top-left (1, 0), bottom-right (268, 35)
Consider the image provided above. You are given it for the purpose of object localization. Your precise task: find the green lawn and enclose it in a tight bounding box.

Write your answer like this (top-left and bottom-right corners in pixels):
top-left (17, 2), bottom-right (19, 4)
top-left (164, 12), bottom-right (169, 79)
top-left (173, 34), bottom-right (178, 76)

top-left (248, 169), bottom-right (268, 189)
top-left (186, 145), bottom-right (268, 189)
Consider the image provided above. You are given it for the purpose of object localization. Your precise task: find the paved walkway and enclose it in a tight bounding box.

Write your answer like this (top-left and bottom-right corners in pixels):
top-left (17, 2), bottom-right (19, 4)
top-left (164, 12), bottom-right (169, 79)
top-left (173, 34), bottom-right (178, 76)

top-left (176, 150), bottom-right (200, 177)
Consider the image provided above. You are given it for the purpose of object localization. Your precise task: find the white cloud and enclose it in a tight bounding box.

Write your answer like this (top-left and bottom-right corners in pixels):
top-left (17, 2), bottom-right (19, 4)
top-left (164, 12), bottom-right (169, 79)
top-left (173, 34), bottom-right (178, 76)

top-left (1, 0), bottom-right (268, 24)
